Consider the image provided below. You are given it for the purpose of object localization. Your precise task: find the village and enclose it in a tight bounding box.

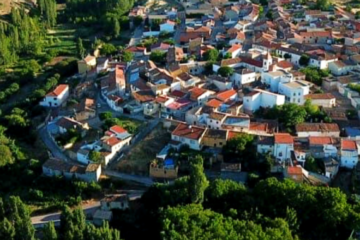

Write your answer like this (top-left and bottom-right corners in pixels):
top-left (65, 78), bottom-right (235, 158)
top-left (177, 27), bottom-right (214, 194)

top-left (38, 0), bottom-right (360, 206)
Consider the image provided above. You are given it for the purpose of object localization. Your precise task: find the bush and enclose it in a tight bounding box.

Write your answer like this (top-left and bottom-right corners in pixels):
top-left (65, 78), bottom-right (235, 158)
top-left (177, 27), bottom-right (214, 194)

top-left (99, 111), bottom-right (113, 121)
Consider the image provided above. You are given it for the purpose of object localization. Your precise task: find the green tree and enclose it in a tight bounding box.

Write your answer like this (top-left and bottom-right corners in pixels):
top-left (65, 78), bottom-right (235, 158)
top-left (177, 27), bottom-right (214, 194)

top-left (316, 0), bottom-right (331, 10)
top-left (203, 49), bottom-right (219, 62)
top-left (284, 53), bottom-right (291, 60)
top-left (99, 111), bottom-right (113, 121)
top-left (299, 54), bottom-right (310, 66)
top-left (279, 103), bottom-right (307, 129)
top-left (0, 218), bottom-right (15, 240)
top-left (122, 51), bottom-right (134, 62)
top-left (42, 221), bottom-right (58, 240)
top-left (133, 16), bottom-right (143, 27)
top-left (222, 133), bottom-right (254, 163)
top-left (89, 151), bottom-right (102, 163)
top-left (161, 204), bottom-right (296, 240)
top-left (188, 155), bottom-right (209, 204)
top-left (77, 38), bottom-right (86, 59)
top-left (0, 145), bottom-right (14, 167)
top-left (223, 52), bottom-right (232, 59)
top-left (218, 66), bottom-right (234, 77)
top-left (101, 43), bottom-right (117, 56)
top-left (150, 50), bottom-right (166, 63)
top-left (113, 18), bottom-right (121, 37)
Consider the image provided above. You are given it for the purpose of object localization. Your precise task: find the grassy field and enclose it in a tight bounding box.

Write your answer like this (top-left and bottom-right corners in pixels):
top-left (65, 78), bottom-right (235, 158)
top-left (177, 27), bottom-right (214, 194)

top-left (116, 125), bottom-right (171, 175)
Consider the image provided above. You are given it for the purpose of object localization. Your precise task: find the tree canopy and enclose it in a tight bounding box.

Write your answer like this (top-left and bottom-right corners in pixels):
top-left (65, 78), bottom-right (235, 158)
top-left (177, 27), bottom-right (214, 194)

top-left (218, 66), bottom-right (234, 77)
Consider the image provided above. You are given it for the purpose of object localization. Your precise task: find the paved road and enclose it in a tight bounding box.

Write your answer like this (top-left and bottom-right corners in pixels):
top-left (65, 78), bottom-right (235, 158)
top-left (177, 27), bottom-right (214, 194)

top-left (31, 190), bottom-right (145, 228)
top-left (129, 26), bottom-right (144, 47)
top-left (39, 126), bottom-right (71, 161)
top-left (104, 170), bottom-right (154, 186)
top-left (32, 202), bottom-right (100, 228)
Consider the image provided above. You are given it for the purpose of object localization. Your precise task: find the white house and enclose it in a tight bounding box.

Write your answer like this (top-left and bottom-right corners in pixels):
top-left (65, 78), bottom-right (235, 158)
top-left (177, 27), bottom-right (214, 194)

top-left (189, 87), bottom-right (215, 106)
top-left (276, 47), bottom-right (337, 70)
top-left (273, 133), bottom-right (294, 162)
top-left (231, 67), bottom-right (256, 87)
top-left (160, 20), bottom-right (176, 33)
top-left (221, 115), bottom-right (250, 132)
top-left (243, 89), bottom-right (285, 113)
top-left (278, 80), bottom-right (311, 105)
top-left (43, 158), bottom-right (101, 182)
top-left (295, 123), bottom-right (340, 138)
top-left (257, 136), bottom-right (274, 154)
top-left (224, 44), bottom-right (242, 58)
top-left (304, 93), bottom-right (336, 108)
top-left (171, 123), bottom-right (206, 150)
top-left (340, 139), bottom-right (359, 169)
top-left (96, 57), bottom-right (109, 73)
top-left (261, 70), bottom-right (293, 92)
top-left (207, 75), bottom-right (232, 91)
top-left (328, 60), bottom-right (357, 76)
top-left (40, 84), bottom-right (69, 107)
top-left (206, 112), bottom-right (227, 130)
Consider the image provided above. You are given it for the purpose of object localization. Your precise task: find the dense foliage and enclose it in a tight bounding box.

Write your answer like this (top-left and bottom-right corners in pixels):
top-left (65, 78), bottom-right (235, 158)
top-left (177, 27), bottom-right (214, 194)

top-left (255, 101), bottom-right (331, 131)
top-left (140, 176), bottom-right (360, 240)
top-left (65, 0), bottom-right (134, 36)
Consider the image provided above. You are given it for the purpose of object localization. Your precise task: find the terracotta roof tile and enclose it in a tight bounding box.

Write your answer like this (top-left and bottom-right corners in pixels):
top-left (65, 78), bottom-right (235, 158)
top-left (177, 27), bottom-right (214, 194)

top-left (274, 133), bottom-right (293, 144)
top-left (172, 123), bottom-right (205, 140)
top-left (309, 136), bottom-right (334, 145)
top-left (341, 139), bottom-right (357, 150)
top-left (296, 123), bottom-right (340, 133)
top-left (46, 84), bottom-right (69, 97)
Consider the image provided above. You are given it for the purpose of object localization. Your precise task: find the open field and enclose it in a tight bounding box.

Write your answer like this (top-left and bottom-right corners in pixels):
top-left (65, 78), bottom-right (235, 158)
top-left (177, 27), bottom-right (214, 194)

top-left (116, 124), bottom-right (171, 175)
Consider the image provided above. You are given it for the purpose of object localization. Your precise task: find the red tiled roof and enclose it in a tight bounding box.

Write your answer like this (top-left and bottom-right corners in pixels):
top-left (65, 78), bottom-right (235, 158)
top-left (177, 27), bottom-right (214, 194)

top-left (46, 84), bottom-right (69, 97)
top-left (110, 125), bottom-right (127, 134)
top-left (305, 93), bottom-right (336, 100)
top-left (227, 131), bottom-right (242, 140)
top-left (300, 31), bottom-right (331, 38)
top-left (341, 139), bottom-right (357, 150)
top-left (217, 89), bottom-right (237, 101)
top-left (277, 60), bottom-right (293, 69)
top-left (296, 123), bottom-right (340, 132)
top-left (189, 87), bottom-right (207, 101)
top-left (309, 136), bottom-right (334, 145)
top-left (172, 123), bottom-right (205, 140)
top-left (249, 122), bottom-right (268, 132)
top-left (206, 99), bottom-right (223, 108)
top-left (274, 133), bottom-right (293, 144)
top-left (287, 166), bottom-right (303, 175)
top-left (227, 44), bottom-right (242, 53)
top-left (170, 90), bottom-right (186, 98)
top-left (104, 136), bottom-right (121, 146)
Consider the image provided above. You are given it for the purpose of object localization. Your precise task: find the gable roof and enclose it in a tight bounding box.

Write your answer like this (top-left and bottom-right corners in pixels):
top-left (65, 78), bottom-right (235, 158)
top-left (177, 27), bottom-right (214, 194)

top-left (309, 136), bottom-right (334, 145)
top-left (274, 133), bottom-right (293, 144)
top-left (46, 84), bottom-right (69, 97)
top-left (341, 139), bottom-right (357, 150)
top-left (110, 125), bottom-right (127, 135)
top-left (217, 89), bottom-right (237, 101)
top-left (172, 123), bottom-right (205, 140)
top-left (296, 123), bottom-right (340, 133)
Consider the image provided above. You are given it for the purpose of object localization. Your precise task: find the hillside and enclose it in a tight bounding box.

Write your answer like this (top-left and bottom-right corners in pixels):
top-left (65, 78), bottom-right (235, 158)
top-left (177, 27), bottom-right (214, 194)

top-left (0, 0), bottom-right (36, 15)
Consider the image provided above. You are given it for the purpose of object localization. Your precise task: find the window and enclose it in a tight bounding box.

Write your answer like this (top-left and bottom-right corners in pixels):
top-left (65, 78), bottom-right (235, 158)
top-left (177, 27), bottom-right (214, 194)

top-left (293, 93), bottom-right (296, 96)
top-left (279, 152), bottom-right (283, 157)
top-left (298, 92), bottom-right (301, 96)
top-left (190, 140), bottom-right (195, 144)
top-left (210, 120), bottom-right (212, 123)
top-left (220, 142), bottom-right (222, 145)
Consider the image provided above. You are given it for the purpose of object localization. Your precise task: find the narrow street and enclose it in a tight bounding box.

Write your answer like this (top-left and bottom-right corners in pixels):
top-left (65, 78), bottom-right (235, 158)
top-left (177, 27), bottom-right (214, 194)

top-left (39, 125), bottom-right (71, 162)
top-left (129, 25), bottom-right (144, 47)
